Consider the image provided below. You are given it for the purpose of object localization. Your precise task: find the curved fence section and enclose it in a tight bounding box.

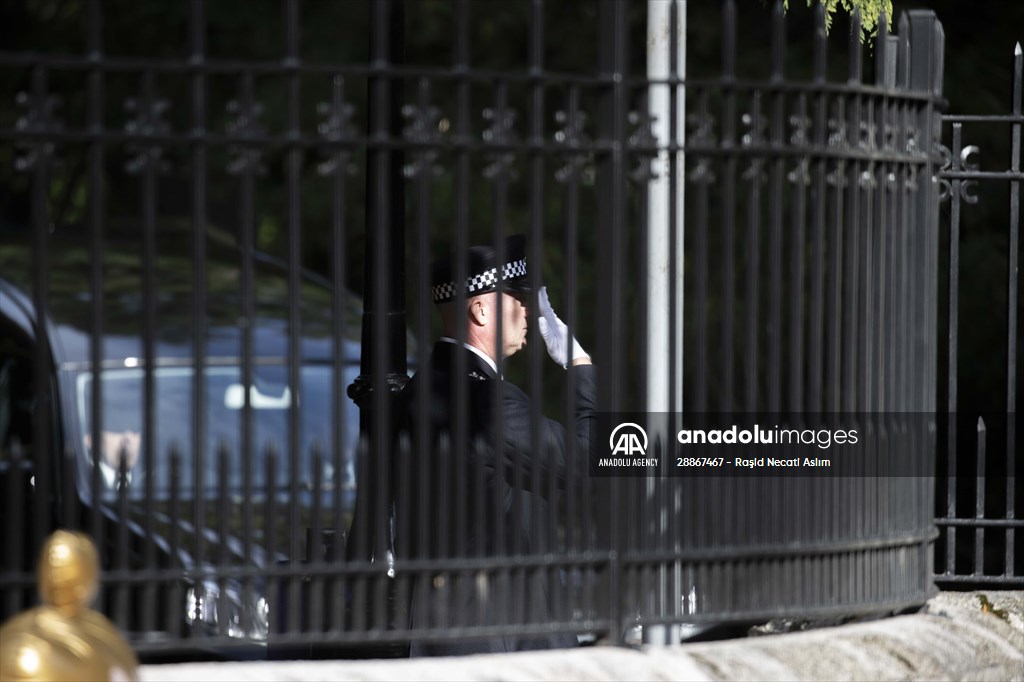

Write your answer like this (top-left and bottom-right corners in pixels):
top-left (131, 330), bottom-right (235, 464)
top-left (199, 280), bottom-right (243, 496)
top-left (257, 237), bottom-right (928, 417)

top-left (616, 7), bottom-right (945, 632)
top-left (0, 0), bottom-right (944, 658)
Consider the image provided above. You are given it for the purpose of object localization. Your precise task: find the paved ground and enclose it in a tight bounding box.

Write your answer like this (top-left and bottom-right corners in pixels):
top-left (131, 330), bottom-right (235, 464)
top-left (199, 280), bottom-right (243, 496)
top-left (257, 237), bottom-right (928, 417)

top-left (140, 590), bottom-right (1023, 681)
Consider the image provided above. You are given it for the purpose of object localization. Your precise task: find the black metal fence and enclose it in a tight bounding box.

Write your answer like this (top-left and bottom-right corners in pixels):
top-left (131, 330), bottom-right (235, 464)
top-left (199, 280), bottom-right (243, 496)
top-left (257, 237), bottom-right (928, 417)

top-left (934, 42), bottom-right (1022, 587)
top-left (0, 0), bottom-right (951, 658)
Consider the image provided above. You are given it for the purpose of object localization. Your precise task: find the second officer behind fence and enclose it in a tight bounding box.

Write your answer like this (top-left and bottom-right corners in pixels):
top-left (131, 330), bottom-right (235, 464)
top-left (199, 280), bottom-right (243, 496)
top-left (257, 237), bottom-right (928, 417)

top-left (394, 233), bottom-right (595, 656)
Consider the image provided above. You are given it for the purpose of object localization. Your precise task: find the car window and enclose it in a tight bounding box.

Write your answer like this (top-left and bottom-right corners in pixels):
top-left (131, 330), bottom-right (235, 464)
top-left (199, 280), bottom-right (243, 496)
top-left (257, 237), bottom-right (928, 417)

top-left (74, 364), bottom-right (358, 500)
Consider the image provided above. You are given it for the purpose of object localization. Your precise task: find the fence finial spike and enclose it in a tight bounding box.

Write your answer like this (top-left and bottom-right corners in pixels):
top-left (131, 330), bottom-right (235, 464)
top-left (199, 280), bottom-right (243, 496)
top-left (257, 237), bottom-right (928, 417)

top-left (848, 7), bottom-right (863, 83)
top-left (874, 7), bottom-right (889, 84)
top-left (898, 11), bottom-right (909, 36)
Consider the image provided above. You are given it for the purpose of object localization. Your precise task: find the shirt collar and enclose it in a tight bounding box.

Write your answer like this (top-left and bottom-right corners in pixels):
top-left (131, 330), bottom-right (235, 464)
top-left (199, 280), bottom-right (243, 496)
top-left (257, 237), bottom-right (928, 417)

top-left (439, 336), bottom-right (500, 377)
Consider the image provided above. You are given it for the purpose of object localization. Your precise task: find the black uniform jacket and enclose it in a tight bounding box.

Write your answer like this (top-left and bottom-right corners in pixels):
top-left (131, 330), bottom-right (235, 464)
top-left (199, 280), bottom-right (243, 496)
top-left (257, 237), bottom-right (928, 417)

top-left (393, 340), bottom-right (597, 655)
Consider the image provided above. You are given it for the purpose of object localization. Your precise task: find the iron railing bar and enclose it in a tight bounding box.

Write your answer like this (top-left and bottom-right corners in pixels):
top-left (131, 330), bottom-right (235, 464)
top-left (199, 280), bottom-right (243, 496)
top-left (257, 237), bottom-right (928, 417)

top-left (743, 91), bottom-right (763, 414)
top-left (59, 356), bottom-right (340, 372)
top-left (1006, 41), bottom-right (1021, 578)
top-left (309, 445), bottom-right (324, 633)
top-left (451, 0), bottom-right (470, 637)
top-left (936, 517), bottom-right (1024, 528)
top-left (395, 432), bottom-right (414, 637)
top-left (0, 51), bottom-right (612, 83)
top-left (825, 124), bottom-right (846, 412)
top-left (167, 447), bottom-right (182, 638)
top-left (284, 0), bottom-right (303, 637)
top-left (366, 553), bottom-right (615, 576)
top-left (911, 11), bottom-right (944, 590)
top-left (675, 141), bottom-right (937, 163)
top-left (234, 74), bottom-right (257, 636)
top-left (945, 114), bottom-right (964, 582)
top-left (874, 22), bottom-right (890, 416)
top-left (528, 0), bottom-right (555, 627)
top-left (372, 0), bottom-right (404, 636)
top-left (929, 23), bottom-right (944, 580)
top-left (28, 64), bottom-right (54, 590)
top-left (183, 0), bottom-right (205, 644)
top-left (720, 0), bottom-right (737, 413)
top-left (326, 72), bottom-right (349, 635)
top-left (137, 68), bottom-right (160, 636)
top-left (860, 100), bottom-right (875, 412)
top-left (905, 10), bottom-right (929, 585)
top-left (0, 552), bottom-right (607, 592)
top-left (621, 530), bottom-right (938, 563)
top-left (887, 63), bottom-right (902, 548)
top-left (913, 9), bottom-right (943, 412)
top-left (86, 0), bottom-right (106, 562)
top-left (693, 89), bottom-right (710, 412)
top-left (975, 418), bottom-right (986, 574)
top-left (941, 114), bottom-right (1024, 123)
top-left (767, 0), bottom-right (785, 414)
top-left (0, 127), bottom-right (947, 165)
top-left (369, 619), bottom-right (607, 641)
top-left (807, 4), bottom-right (827, 415)
top-left (561, 83), bottom-right (581, 625)
top-left (658, 79), bottom-right (941, 101)
top-left (114, 450), bottom-right (129, 629)
top-left (490, 79), bottom-right (510, 631)
top-left (500, 106), bottom-right (518, 631)
top-left (790, 92), bottom-right (809, 414)
top-left (938, 170), bottom-right (1024, 181)
top-left (882, 33), bottom-right (900, 559)
top-left (0, 48), bottom-right (958, 102)
top-left (839, 12), bottom-right (864, 589)
top-left (595, 0), bottom-right (628, 641)
top-left (708, 55), bottom-right (735, 419)
top-left (264, 444), bottom-right (279, 633)
top-left (629, 590), bottom-right (934, 623)
top-left (842, 19), bottom-right (863, 413)
top-left (216, 445), bottom-right (230, 636)
top-left (934, 574), bottom-right (1024, 584)
top-left (897, 9), bottom-right (911, 419)
top-left (409, 75), bottom-right (432, 635)
top-left (114, 619), bottom-right (619, 652)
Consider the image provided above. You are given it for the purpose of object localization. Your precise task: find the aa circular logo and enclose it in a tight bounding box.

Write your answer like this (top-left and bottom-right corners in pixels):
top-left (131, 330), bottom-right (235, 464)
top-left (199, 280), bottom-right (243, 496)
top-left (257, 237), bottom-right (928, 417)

top-left (609, 422), bottom-right (648, 456)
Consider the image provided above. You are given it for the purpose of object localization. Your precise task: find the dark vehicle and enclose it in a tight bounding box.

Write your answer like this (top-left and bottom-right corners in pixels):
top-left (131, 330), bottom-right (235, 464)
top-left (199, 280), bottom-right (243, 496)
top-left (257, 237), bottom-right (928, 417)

top-left (0, 231), bottom-right (364, 655)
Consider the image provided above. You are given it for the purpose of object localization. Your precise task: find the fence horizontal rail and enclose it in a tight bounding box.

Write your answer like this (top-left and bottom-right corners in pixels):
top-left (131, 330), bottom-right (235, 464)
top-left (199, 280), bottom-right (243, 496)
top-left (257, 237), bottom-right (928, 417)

top-left (935, 518), bottom-right (1023, 529)
top-left (0, 51), bottom-right (617, 86)
top-left (0, 129), bottom-right (942, 165)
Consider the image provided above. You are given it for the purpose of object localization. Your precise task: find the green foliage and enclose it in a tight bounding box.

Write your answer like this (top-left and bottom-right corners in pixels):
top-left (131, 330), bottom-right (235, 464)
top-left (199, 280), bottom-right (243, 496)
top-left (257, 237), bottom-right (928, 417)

top-left (786, 0), bottom-right (894, 40)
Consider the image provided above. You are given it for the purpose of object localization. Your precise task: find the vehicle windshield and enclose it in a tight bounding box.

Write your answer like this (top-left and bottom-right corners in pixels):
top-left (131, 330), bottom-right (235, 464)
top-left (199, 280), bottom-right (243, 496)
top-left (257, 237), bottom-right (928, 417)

top-left (74, 364), bottom-right (357, 501)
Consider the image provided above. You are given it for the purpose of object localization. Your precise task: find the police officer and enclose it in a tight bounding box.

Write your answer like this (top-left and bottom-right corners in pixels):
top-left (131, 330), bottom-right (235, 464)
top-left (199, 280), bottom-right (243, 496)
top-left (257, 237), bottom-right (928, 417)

top-left (395, 234), bottom-right (595, 656)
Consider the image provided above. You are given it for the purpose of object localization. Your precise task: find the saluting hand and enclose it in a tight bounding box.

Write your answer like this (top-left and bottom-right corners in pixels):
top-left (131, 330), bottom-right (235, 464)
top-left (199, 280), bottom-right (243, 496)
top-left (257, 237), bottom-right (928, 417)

top-left (537, 286), bottom-right (591, 368)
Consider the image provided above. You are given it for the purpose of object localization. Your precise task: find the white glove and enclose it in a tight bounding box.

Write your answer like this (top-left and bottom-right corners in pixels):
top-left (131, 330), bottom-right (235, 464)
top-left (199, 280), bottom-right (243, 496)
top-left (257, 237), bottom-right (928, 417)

top-left (537, 286), bottom-right (589, 368)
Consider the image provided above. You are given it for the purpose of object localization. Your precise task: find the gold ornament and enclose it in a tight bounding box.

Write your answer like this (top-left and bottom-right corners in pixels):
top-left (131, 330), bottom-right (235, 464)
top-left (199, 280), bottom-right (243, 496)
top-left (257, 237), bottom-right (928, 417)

top-left (0, 531), bottom-right (139, 682)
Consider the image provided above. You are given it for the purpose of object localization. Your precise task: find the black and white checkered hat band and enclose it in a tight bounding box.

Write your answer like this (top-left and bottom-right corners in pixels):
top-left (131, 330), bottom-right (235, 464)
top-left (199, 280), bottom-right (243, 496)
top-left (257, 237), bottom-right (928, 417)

top-left (432, 258), bottom-right (527, 303)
